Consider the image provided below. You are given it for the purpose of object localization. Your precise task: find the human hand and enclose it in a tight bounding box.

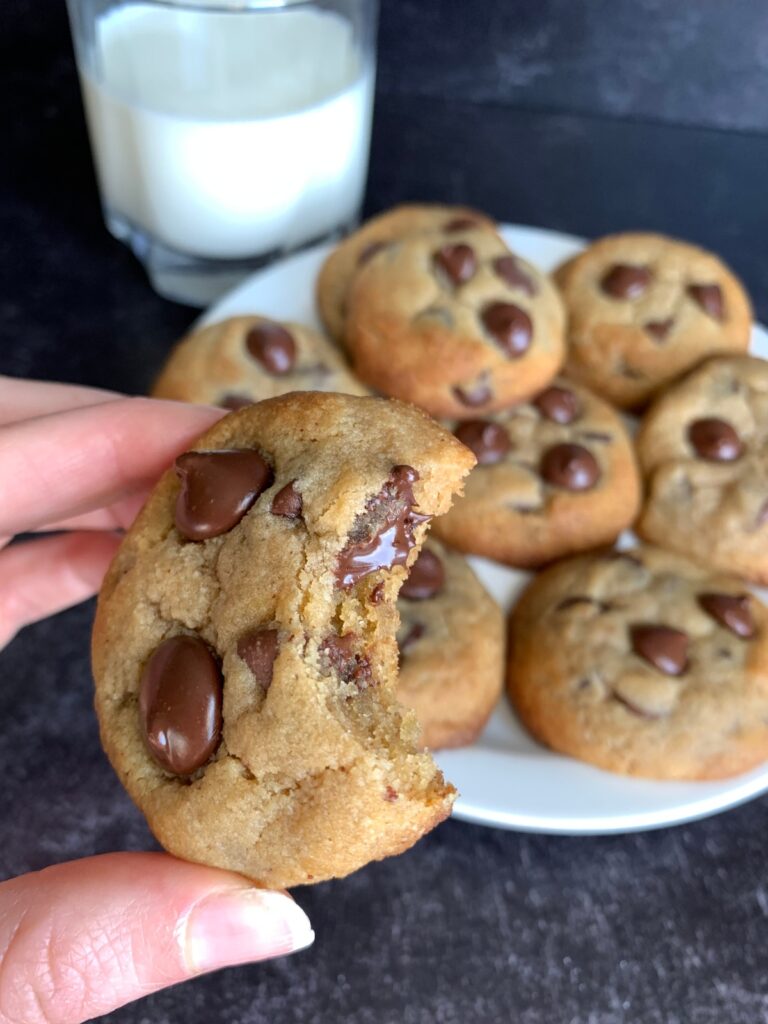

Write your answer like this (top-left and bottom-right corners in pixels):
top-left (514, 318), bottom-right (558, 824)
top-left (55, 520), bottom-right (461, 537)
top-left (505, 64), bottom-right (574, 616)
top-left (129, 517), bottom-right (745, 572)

top-left (0, 377), bottom-right (314, 1023)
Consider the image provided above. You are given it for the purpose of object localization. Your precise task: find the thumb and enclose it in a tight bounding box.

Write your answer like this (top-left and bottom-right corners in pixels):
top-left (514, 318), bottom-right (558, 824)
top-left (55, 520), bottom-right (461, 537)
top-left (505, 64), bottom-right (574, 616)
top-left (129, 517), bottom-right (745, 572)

top-left (0, 852), bottom-right (314, 1024)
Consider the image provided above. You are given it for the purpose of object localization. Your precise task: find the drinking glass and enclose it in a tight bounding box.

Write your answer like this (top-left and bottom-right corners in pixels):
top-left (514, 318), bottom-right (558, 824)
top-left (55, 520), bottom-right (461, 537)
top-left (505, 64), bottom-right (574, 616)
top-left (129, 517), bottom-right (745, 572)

top-left (65, 0), bottom-right (378, 305)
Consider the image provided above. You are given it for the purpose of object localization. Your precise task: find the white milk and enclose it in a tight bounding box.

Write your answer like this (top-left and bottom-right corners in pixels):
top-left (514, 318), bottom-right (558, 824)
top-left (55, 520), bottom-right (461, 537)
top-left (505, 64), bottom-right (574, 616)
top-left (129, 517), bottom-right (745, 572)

top-left (79, 4), bottom-right (374, 259)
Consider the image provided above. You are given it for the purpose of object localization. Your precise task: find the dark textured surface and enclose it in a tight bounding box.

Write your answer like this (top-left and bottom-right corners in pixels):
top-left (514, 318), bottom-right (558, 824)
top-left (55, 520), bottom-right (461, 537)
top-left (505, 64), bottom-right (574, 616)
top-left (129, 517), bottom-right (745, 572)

top-left (3, 2), bottom-right (768, 1022)
top-left (377, 0), bottom-right (768, 133)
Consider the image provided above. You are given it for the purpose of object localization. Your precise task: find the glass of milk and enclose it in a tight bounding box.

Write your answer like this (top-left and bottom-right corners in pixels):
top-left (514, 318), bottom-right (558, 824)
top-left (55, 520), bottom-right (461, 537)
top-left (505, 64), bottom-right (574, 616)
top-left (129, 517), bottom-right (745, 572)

top-left (65, 0), bottom-right (378, 306)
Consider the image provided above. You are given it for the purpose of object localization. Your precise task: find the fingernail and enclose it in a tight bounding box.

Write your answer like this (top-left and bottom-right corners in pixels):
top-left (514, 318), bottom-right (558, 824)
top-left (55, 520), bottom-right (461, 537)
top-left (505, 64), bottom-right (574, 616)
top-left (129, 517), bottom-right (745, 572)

top-left (183, 888), bottom-right (314, 974)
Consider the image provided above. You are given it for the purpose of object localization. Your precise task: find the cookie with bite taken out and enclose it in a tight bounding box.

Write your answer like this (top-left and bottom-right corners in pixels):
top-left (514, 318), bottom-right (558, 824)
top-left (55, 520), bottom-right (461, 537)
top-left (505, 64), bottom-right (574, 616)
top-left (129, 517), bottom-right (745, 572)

top-left (92, 392), bottom-right (474, 888)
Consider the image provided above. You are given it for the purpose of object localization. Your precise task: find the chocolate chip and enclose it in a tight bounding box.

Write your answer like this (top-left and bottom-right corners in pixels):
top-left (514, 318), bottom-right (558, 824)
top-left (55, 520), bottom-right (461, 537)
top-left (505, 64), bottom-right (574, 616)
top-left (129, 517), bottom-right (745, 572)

top-left (493, 255), bottom-right (537, 295)
top-left (540, 444), bottom-right (600, 491)
top-left (398, 621), bottom-right (425, 657)
top-left (601, 264), bottom-right (652, 299)
top-left (533, 386), bottom-right (580, 425)
top-left (444, 216), bottom-right (481, 232)
top-left (454, 419), bottom-right (511, 466)
top-left (645, 318), bottom-right (674, 341)
top-left (630, 624), bottom-right (689, 676)
top-left (370, 582), bottom-right (386, 605)
top-left (453, 380), bottom-right (492, 407)
top-left (219, 394), bottom-right (254, 411)
top-left (698, 593), bottom-right (755, 639)
top-left (175, 449), bottom-right (273, 541)
top-left (433, 243), bottom-right (477, 286)
top-left (384, 786), bottom-right (399, 802)
top-left (336, 466), bottom-right (430, 589)
top-left (237, 627), bottom-right (279, 688)
top-left (688, 283), bottom-right (724, 320)
top-left (687, 418), bottom-right (743, 462)
top-left (320, 634), bottom-right (372, 689)
top-left (481, 302), bottom-right (533, 357)
top-left (246, 322), bottom-right (296, 375)
top-left (271, 481), bottom-right (303, 519)
top-left (400, 549), bottom-right (445, 600)
top-left (139, 635), bottom-right (223, 776)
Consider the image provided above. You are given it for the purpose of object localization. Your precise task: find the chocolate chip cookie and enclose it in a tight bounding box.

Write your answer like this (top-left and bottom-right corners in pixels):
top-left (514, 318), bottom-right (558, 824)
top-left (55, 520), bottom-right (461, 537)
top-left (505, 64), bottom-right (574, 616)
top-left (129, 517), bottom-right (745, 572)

top-left (432, 377), bottom-right (640, 567)
top-left (152, 315), bottom-right (368, 409)
top-left (92, 392), bottom-right (475, 888)
top-left (508, 546), bottom-right (768, 780)
top-left (316, 203), bottom-right (497, 344)
top-left (556, 232), bottom-right (753, 409)
top-left (636, 355), bottom-right (768, 583)
top-left (396, 539), bottom-right (504, 750)
top-left (345, 227), bottom-right (566, 418)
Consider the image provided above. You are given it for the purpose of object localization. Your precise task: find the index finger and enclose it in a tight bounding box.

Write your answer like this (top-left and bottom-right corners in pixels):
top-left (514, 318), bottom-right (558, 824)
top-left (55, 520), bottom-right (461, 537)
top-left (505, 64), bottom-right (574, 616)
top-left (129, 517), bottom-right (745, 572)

top-left (0, 397), bottom-right (224, 536)
top-left (0, 375), bottom-right (122, 426)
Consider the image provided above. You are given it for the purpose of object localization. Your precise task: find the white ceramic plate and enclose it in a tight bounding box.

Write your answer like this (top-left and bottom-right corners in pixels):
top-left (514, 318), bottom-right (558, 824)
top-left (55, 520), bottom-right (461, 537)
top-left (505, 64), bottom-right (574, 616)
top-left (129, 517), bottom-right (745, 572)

top-left (202, 223), bottom-right (768, 834)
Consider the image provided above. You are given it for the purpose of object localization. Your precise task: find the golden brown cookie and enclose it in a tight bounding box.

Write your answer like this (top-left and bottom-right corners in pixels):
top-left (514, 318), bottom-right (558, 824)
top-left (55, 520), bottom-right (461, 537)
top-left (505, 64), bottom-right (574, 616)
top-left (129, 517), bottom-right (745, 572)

top-left (345, 227), bottom-right (566, 418)
top-left (396, 539), bottom-right (504, 750)
top-left (636, 355), bottom-right (768, 583)
top-left (92, 393), bottom-right (475, 888)
top-left (316, 203), bottom-right (497, 344)
top-left (508, 546), bottom-right (768, 780)
top-left (556, 232), bottom-right (752, 409)
top-left (152, 315), bottom-right (368, 408)
top-left (432, 377), bottom-right (640, 567)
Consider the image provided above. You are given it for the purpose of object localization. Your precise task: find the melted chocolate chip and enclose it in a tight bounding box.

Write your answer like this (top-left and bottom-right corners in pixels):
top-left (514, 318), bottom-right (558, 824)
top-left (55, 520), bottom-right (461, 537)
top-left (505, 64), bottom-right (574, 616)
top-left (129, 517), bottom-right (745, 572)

top-left (175, 449), bottom-right (273, 541)
top-left (237, 627), bottom-right (279, 688)
top-left (444, 216), bottom-right (481, 232)
top-left (400, 549), bottom-right (445, 600)
top-left (688, 418), bottom-right (743, 462)
top-left (540, 443), bottom-right (600, 491)
top-left (219, 394), bottom-right (254, 411)
top-left (630, 624), bottom-right (689, 676)
top-left (271, 481), bottom-right (303, 519)
top-left (645, 318), bottom-right (674, 341)
top-left (139, 635), bottom-right (223, 776)
top-left (601, 264), bottom-right (652, 300)
top-left (688, 283), bottom-right (724, 320)
top-left (454, 419), bottom-right (511, 466)
top-left (246, 322), bottom-right (296, 375)
top-left (453, 380), bottom-right (492, 407)
top-left (321, 634), bottom-right (372, 689)
top-left (493, 255), bottom-right (537, 295)
top-left (358, 240), bottom-right (389, 266)
top-left (384, 785), bottom-right (399, 802)
top-left (398, 621), bottom-right (426, 658)
top-left (698, 593), bottom-right (755, 639)
top-left (336, 466), bottom-right (430, 589)
top-left (481, 302), bottom-right (533, 357)
top-left (433, 243), bottom-right (477, 286)
top-left (533, 386), bottom-right (580, 424)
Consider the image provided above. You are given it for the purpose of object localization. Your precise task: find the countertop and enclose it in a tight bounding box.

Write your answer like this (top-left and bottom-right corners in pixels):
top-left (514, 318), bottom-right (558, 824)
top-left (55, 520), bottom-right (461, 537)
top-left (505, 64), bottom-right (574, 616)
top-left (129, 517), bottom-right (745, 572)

top-left (3, 3), bottom-right (768, 1021)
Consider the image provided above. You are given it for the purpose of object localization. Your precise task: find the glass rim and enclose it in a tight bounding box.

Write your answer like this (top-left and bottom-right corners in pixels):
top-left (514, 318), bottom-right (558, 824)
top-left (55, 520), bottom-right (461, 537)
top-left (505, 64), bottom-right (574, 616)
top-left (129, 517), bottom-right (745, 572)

top-left (109, 0), bottom-right (344, 8)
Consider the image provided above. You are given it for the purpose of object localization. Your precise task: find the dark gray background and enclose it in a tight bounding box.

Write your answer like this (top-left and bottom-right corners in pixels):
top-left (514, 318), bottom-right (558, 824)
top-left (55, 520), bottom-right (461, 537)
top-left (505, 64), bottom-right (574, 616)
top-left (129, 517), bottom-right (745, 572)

top-left (2, 1), bottom-right (768, 1021)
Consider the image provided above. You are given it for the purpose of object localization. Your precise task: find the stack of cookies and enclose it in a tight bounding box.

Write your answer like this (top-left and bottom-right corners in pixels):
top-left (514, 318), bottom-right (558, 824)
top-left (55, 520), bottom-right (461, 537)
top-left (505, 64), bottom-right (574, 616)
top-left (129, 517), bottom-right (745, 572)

top-left (143, 205), bottom-right (767, 797)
